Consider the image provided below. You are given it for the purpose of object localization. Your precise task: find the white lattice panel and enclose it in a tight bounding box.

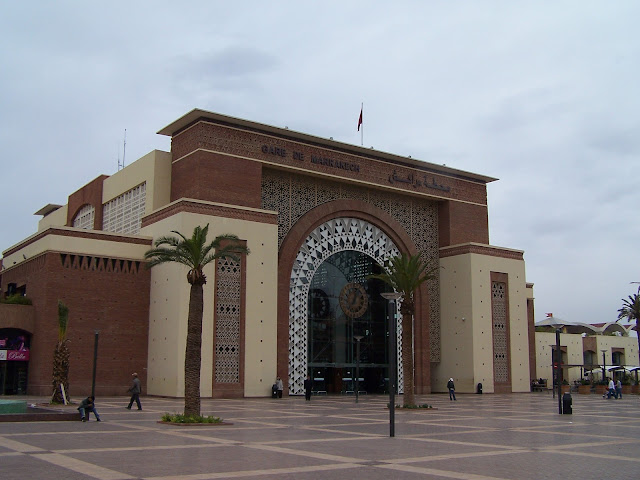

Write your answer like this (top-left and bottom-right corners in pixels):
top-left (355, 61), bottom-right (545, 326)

top-left (215, 257), bottom-right (242, 384)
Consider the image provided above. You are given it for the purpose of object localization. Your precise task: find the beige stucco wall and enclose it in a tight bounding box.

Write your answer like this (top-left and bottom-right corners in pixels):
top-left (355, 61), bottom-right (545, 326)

top-left (535, 332), bottom-right (639, 385)
top-left (435, 247), bottom-right (530, 393)
top-left (535, 331), bottom-right (583, 385)
top-left (436, 253), bottom-right (475, 392)
top-left (2, 228), bottom-right (151, 269)
top-left (102, 150), bottom-right (172, 214)
top-left (32, 150), bottom-right (171, 237)
top-left (37, 205), bottom-right (68, 232)
top-left (140, 203), bottom-right (278, 398)
top-left (595, 336), bottom-right (639, 368)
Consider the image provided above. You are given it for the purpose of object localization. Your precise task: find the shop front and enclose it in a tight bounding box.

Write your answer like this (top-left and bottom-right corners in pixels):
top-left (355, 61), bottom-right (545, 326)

top-left (0, 329), bottom-right (30, 395)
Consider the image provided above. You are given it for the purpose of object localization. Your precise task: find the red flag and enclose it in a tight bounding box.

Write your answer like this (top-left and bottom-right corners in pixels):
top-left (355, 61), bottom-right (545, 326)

top-left (357, 107), bottom-right (363, 131)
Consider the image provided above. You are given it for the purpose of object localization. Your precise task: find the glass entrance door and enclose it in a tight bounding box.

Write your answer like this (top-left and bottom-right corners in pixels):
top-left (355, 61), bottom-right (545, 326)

top-left (307, 250), bottom-right (392, 394)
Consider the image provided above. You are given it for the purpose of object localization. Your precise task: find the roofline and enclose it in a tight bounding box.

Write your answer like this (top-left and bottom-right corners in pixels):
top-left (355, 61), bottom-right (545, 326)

top-left (157, 108), bottom-right (498, 185)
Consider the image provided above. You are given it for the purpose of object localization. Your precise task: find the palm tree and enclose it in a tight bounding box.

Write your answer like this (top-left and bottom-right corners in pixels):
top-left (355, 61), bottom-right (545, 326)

top-left (369, 253), bottom-right (437, 406)
top-left (51, 300), bottom-right (70, 404)
top-left (145, 224), bottom-right (249, 417)
top-left (617, 286), bottom-right (640, 363)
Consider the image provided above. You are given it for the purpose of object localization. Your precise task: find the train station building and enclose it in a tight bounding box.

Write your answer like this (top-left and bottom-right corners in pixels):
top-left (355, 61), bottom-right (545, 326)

top-left (0, 109), bottom-right (535, 397)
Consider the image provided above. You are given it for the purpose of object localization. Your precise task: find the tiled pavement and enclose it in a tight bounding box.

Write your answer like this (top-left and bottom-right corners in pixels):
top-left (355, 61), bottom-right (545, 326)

top-left (1, 393), bottom-right (639, 479)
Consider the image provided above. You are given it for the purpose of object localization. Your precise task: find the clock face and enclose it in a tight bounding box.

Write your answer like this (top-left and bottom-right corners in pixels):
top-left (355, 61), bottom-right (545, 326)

top-left (339, 282), bottom-right (368, 318)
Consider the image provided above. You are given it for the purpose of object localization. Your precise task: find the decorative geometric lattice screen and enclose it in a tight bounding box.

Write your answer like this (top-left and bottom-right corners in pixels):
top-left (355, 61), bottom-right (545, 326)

top-left (102, 182), bottom-right (146, 234)
top-left (289, 217), bottom-right (402, 395)
top-left (214, 256), bottom-right (242, 384)
top-left (492, 281), bottom-right (509, 383)
top-left (72, 204), bottom-right (95, 230)
top-left (261, 169), bottom-right (442, 362)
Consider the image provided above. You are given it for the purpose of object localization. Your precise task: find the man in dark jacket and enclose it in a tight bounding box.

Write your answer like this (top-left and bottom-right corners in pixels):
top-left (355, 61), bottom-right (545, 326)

top-left (447, 378), bottom-right (456, 401)
top-left (127, 372), bottom-right (142, 410)
top-left (78, 396), bottom-right (101, 421)
top-left (304, 375), bottom-right (312, 401)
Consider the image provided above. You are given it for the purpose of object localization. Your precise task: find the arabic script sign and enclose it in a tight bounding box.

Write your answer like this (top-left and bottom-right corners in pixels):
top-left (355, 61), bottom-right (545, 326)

top-left (388, 169), bottom-right (451, 193)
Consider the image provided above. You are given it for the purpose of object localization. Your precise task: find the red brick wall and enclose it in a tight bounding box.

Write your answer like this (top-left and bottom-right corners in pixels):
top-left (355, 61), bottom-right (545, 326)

top-left (170, 150), bottom-right (262, 208)
top-left (67, 175), bottom-right (109, 230)
top-left (1, 251), bottom-right (150, 397)
top-left (170, 120), bottom-right (489, 211)
top-left (438, 201), bottom-right (489, 247)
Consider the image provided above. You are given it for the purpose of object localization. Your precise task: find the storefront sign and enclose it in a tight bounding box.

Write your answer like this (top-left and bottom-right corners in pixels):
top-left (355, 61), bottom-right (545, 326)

top-left (0, 350), bottom-right (29, 361)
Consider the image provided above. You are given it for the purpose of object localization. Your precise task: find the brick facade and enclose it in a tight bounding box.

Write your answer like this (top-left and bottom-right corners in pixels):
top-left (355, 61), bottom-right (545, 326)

top-left (0, 109), bottom-right (519, 398)
top-left (67, 175), bottom-right (108, 230)
top-left (0, 249), bottom-right (150, 396)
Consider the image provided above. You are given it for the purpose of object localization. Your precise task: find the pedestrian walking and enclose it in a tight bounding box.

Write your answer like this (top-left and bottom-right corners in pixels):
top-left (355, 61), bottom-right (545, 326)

top-left (275, 376), bottom-right (283, 398)
top-left (304, 375), bottom-right (312, 401)
top-left (78, 396), bottom-right (101, 422)
top-left (605, 378), bottom-right (616, 399)
top-left (447, 377), bottom-right (456, 401)
top-left (616, 379), bottom-right (623, 399)
top-left (127, 372), bottom-right (142, 410)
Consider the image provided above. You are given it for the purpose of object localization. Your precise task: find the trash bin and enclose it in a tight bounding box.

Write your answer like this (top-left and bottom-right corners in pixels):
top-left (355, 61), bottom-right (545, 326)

top-left (562, 392), bottom-right (572, 414)
top-left (476, 382), bottom-right (483, 394)
top-left (271, 384), bottom-right (278, 398)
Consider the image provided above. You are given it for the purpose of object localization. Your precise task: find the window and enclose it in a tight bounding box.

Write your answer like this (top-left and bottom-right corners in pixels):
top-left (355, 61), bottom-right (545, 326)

top-left (612, 351), bottom-right (624, 366)
top-left (72, 204), bottom-right (95, 230)
top-left (102, 183), bottom-right (146, 234)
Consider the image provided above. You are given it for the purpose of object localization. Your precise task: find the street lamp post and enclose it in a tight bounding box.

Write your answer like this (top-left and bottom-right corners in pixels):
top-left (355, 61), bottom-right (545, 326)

top-left (381, 291), bottom-right (401, 437)
top-left (354, 335), bottom-right (364, 404)
top-left (541, 315), bottom-right (565, 414)
top-left (91, 330), bottom-right (99, 398)
top-left (602, 349), bottom-right (607, 385)
top-left (555, 328), bottom-right (562, 414)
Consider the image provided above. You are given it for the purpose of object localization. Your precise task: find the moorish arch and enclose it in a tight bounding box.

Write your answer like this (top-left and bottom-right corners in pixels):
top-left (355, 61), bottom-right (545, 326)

top-left (277, 200), bottom-right (430, 395)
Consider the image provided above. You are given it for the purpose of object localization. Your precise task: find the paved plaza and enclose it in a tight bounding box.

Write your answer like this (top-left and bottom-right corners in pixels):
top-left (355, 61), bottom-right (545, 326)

top-left (1, 392), bottom-right (639, 479)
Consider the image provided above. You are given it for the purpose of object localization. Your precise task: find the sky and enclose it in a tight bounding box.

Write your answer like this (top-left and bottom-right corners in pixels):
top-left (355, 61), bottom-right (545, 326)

top-left (1, 1), bottom-right (638, 324)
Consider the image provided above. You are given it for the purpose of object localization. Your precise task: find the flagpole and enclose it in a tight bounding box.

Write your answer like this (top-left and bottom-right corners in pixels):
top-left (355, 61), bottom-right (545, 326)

top-left (360, 102), bottom-right (363, 146)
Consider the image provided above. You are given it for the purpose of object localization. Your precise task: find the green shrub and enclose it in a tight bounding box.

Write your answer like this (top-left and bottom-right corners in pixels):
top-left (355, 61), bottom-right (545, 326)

top-left (0, 294), bottom-right (32, 305)
top-left (161, 412), bottom-right (222, 423)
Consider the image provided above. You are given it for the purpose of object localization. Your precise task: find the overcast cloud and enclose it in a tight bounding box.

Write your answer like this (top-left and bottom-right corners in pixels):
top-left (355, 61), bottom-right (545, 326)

top-left (1, 1), bottom-right (638, 324)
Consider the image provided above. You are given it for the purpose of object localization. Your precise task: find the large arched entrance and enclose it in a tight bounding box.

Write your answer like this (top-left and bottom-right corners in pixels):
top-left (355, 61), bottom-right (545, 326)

top-left (288, 217), bottom-right (402, 395)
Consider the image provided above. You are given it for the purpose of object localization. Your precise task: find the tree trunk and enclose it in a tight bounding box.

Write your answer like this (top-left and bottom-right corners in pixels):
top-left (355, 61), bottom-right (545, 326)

top-left (637, 319), bottom-right (640, 364)
top-left (401, 312), bottom-right (415, 406)
top-left (184, 283), bottom-right (204, 417)
top-left (51, 342), bottom-right (70, 403)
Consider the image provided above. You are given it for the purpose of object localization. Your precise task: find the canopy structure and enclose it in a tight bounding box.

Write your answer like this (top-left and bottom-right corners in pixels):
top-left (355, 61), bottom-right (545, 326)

top-left (535, 316), bottom-right (599, 335)
top-left (606, 365), bottom-right (639, 373)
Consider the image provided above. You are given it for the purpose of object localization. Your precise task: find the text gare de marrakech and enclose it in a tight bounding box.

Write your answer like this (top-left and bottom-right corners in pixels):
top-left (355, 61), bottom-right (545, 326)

top-left (261, 145), bottom-right (360, 172)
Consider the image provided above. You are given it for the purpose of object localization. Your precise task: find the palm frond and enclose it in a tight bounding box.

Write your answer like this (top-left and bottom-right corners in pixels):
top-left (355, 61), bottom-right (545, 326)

top-left (369, 253), bottom-right (437, 302)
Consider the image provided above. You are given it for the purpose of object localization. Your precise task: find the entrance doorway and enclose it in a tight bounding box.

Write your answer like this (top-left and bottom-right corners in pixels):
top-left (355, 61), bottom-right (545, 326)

top-left (307, 250), bottom-right (392, 394)
top-left (0, 329), bottom-right (30, 395)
